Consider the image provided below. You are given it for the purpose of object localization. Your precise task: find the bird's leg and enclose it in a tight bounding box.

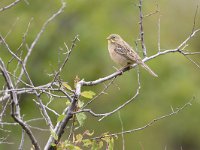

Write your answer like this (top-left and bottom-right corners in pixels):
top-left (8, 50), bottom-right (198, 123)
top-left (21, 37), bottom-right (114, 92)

top-left (120, 65), bottom-right (132, 74)
top-left (112, 63), bottom-right (132, 75)
top-left (122, 63), bottom-right (132, 72)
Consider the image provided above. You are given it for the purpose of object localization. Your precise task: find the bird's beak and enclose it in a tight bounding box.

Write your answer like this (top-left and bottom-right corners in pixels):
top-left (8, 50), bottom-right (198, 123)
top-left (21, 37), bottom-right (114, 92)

top-left (106, 36), bottom-right (110, 40)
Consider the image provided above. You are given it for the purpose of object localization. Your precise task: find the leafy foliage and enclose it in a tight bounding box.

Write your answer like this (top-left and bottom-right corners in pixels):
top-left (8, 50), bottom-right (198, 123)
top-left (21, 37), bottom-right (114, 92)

top-left (56, 130), bottom-right (116, 150)
top-left (81, 91), bottom-right (96, 99)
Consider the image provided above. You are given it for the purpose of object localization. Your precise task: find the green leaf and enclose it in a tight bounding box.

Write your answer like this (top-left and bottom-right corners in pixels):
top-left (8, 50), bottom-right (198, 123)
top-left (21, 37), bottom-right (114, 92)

top-left (64, 144), bottom-right (81, 150)
top-left (78, 100), bottom-right (84, 108)
top-left (108, 137), bottom-right (114, 150)
top-left (102, 134), bottom-right (110, 143)
top-left (62, 82), bottom-right (72, 90)
top-left (57, 114), bottom-right (66, 122)
top-left (51, 143), bottom-right (56, 147)
top-left (82, 139), bottom-right (92, 147)
top-left (91, 141), bottom-right (98, 150)
top-left (98, 141), bottom-right (103, 149)
top-left (76, 112), bottom-right (87, 126)
top-left (76, 134), bottom-right (83, 143)
top-left (81, 91), bottom-right (96, 99)
top-left (66, 101), bottom-right (70, 106)
top-left (50, 129), bottom-right (58, 141)
top-left (74, 146), bottom-right (82, 150)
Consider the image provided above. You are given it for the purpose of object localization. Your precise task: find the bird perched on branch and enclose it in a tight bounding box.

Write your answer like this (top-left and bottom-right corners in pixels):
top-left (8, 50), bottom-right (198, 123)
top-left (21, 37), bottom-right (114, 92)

top-left (107, 34), bottom-right (158, 77)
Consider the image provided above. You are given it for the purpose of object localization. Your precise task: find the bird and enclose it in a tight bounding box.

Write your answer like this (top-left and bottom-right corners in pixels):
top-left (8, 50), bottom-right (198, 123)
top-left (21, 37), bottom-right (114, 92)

top-left (107, 34), bottom-right (158, 77)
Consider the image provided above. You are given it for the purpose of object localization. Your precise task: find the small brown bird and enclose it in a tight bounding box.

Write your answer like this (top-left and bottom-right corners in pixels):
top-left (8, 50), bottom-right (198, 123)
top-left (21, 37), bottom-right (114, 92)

top-left (107, 34), bottom-right (158, 77)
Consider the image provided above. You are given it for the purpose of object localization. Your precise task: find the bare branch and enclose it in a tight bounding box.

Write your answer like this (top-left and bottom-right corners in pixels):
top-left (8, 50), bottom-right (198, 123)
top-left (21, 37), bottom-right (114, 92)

top-left (0, 0), bottom-right (22, 12)
top-left (98, 70), bottom-right (141, 121)
top-left (32, 99), bottom-right (60, 116)
top-left (183, 55), bottom-right (200, 69)
top-left (138, 0), bottom-right (147, 57)
top-left (17, 1), bottom-right (66, 85)
top-left (0, 58), bottom-right (40, 150)
top-left (91, 100), bottom-right (192, 140)
top-left (44, 80), bottom-right (83, 149)
top-left (0, 99), bottom-right (9, 122)
top-left (51, 35), bottom-right (80, 85)
top-left (191, 5), bottom-right (199, 33)
top-left (83, 77), bottom-right (116, 108)
top-left (75, 69), bottom-right (141, 121)
top-left (0, 35), bottom-right (22, 62)
top-left (1, 43), bottom-right (54, 130)
top-left (157, 13), bottom-right (161, 52)
top-left (8, 18), bottom-right (33, 70)
top-left (0, 4), bottom-right (67, 130)
top-left (0, 135), bottom-right (14, 145)
top-left (118, 111), bottom-right (125, 150)
top-left (74, 109), bottom-right (104, 117)
top-left (18, 129), bottom-right (25, 150)
top-left (143, 4), bottom-right (159, 18)
top-left (4, 17), bottom-right (19, 40)
top-left (177, 29), bottom-right (200, 50)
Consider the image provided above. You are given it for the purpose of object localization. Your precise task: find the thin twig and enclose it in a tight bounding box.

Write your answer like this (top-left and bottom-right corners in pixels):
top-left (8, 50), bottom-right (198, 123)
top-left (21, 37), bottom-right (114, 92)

top-left (98, 69), bottom-right (141, 121)
top-left (138, 0), bottom-right (147, 57)
top-left (91, 100), bottom-right (192, 140)
top-left (82, 77), bottom-right (116, 108)
top-left (4, 17), bottom-right (19, 40)
top-left (158, 13), bottom-right (161, 52)
top-left (0, 99), bottom-right (10, 122)
top-left (118, 111), bottom-right (125, 150)
top-left (51, 35), bottom-right (79, 85)
top-left (191, 5), bottom-right (199, 33)
top-left (18, 129), bottom-right (25, 150)
top-left (0, 58), bottom-right (41, 150)
top-left (0, 0), bottom-right (22, 12)
top-left (16, 1), bottom-right (66, 85)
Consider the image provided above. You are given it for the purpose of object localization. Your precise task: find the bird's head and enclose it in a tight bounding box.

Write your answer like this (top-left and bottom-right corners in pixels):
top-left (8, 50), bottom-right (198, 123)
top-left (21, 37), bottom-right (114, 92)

top-left (107, 34), bottom-right (121, 43)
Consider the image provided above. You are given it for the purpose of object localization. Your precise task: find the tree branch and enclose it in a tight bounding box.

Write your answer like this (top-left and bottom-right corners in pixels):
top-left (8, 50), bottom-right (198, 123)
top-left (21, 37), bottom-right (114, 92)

top-left (91, 99), bottom-right (192, 140)
top-left (0, 0), bottom-right (22, 12)
top-left (0, 58), bottom-right (41, 150)
top-left (138, 0), bottom-right (147, 57)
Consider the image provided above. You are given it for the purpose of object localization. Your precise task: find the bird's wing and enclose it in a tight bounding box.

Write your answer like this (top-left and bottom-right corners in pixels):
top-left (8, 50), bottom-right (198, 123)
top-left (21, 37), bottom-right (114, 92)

top-left (114, 41), bottom-right (141, 63)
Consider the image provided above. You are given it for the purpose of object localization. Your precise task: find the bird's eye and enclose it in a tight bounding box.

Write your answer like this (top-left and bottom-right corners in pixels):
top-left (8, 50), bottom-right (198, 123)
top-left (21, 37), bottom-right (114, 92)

top-left (113, 36), bottom-right (116, 39)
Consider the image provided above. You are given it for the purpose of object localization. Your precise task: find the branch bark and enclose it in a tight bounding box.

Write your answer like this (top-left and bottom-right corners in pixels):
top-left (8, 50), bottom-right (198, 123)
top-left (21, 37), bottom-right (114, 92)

top-left (0, 58), bottom-right (41, 150)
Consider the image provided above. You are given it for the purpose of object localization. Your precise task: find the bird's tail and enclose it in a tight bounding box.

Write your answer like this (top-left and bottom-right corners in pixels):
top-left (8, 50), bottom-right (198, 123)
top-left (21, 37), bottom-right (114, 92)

top-left (141, 63), bottom-right (158, 77)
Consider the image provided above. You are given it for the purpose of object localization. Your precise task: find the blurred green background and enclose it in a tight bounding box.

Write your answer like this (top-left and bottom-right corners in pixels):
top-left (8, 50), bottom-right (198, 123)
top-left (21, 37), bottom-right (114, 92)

top-left (0, 0), bottom-right (200, 149)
